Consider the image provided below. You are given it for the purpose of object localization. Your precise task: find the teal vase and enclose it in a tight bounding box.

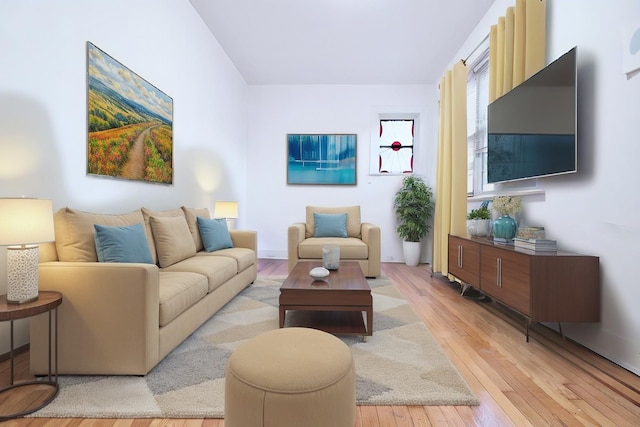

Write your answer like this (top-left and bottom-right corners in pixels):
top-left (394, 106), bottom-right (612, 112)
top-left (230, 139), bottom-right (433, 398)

top-left (493, 215), bottom-right (517, 239)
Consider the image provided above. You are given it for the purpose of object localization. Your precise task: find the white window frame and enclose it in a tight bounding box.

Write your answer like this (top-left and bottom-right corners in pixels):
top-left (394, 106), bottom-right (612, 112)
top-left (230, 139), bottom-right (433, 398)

top-left (467, 49), bottom-right (493, 197)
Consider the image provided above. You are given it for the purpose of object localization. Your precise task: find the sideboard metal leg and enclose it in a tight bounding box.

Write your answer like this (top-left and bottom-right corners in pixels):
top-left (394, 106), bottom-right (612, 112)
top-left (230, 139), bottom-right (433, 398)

top-left (558, 322), bottom-right (565, 340)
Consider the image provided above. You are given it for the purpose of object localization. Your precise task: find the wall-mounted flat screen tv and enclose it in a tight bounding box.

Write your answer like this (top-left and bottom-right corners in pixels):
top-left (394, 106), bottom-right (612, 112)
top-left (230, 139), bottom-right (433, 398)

top-left (487, 47), bottom-right (577, 184)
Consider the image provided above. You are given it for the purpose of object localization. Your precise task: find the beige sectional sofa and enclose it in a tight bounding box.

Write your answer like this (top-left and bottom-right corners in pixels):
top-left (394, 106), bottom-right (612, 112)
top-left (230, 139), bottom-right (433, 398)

top-left (30, 206), bottom-right (257, 376)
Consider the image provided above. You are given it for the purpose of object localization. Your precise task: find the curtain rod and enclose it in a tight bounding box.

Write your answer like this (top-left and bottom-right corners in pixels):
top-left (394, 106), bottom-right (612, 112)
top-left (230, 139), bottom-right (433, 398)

top-left (461, 33), bottom-right (490, 65)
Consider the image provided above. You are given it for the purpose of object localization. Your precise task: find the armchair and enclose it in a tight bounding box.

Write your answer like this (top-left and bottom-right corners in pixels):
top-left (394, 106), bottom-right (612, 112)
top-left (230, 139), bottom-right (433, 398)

top-left (288, 206), bottom-right (381, 277)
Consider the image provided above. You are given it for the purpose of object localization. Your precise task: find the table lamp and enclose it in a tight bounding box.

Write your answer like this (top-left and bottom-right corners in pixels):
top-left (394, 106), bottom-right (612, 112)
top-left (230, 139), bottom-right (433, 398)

top-left (214, 201), bottom-right (238, 229)
top-left (0, 198), bottom-right (55, 303)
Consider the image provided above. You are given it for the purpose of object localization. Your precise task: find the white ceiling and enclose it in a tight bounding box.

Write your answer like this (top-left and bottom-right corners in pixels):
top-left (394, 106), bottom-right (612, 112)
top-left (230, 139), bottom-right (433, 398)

top-left (189, 0), bottom-right (496, 85)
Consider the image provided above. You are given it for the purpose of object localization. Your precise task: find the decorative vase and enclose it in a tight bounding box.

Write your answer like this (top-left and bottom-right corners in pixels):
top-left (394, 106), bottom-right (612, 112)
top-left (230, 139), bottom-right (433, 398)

top-left (466, 219), bottom-right (491, 237)
top-left (402, 241), bottom-right (421, 267)
top-left (322, 245), bottom-right (340, 270)
top-left (493, 215), bottom-right (517, 239)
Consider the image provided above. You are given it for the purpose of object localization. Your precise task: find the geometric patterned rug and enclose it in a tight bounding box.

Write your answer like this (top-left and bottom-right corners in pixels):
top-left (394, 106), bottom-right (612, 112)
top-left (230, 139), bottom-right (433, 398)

top-left (30, 276), bottom-right (478, 418)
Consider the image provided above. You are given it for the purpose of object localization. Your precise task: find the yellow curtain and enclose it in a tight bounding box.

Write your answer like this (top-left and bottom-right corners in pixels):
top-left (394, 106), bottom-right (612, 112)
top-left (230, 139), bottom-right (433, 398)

top-left (489, 0), bottom-right (546, 102)
top-left (432, 61), bottom-right (467, 276)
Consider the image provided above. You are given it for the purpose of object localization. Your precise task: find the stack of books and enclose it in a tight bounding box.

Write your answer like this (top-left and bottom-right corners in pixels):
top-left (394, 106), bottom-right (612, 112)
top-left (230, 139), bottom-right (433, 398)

top-left (513, 237), bottom-right (558, 251)
top-left (493, 237), bottom-right (514, 244)
top-left (516, 226), bottom-right (546, 239)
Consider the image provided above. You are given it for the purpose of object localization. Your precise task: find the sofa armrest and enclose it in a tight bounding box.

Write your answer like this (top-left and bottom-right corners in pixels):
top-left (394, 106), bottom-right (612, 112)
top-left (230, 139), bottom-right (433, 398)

top-left (30, 261), bottom-right (161, 375)
top-left (288, 223), bottom-right (306, 272)
top-left (361, 223), bottom-right (381, 277)
top-left (230, 229), bottom-right (257, 252)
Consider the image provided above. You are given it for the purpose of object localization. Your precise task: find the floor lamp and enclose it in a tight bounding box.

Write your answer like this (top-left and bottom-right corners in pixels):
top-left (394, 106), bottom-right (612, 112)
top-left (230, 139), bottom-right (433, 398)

top-left (214, 201), bottom-right (238, 230)
top-left (0, 198), bottom-right (55, 304)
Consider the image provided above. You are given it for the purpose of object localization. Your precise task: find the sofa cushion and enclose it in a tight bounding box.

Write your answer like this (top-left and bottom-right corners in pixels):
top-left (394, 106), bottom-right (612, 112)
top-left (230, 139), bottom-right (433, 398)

top-left (94, 223), bottom-right (154, 264)
top-left (54, 207), bottom-right (150, 262)
top-left (196, 247), bottom-right (256, 272)
top-left (141, 207), bottom-right (185, 264)
top-left (158, 271), bottom-right (208, 327)
top-left (162, 255), bottom-right (238, 293)
top-left (313, 213), bottom-right (348, 238)
top-left (197, 217), bottom-right (233, 252)
top-left (182, 206), bottom-right (211, 252)
top-left (149, 216), bottom-right (197, 268)
top-left (306, 206), bottom-right (361, 239)
top-left (298, 237), bottom-right (369, 260)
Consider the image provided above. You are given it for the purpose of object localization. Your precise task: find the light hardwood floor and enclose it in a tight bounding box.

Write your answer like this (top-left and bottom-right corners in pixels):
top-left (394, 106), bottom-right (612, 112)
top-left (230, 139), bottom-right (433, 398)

top-left (1, 259), bottom-right (639, 426)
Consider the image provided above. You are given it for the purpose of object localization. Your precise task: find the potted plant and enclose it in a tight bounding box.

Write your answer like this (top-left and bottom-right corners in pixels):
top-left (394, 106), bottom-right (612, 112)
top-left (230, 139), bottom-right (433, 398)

top-left (393, 175), bottom-right (434, 266)
top-left (466, 203), bottom-right (491, 237)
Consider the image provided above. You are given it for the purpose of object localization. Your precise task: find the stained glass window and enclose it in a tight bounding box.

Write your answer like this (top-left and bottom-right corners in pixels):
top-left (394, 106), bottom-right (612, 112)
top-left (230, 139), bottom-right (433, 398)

top-left (378, 119), bottom-right (414, 173)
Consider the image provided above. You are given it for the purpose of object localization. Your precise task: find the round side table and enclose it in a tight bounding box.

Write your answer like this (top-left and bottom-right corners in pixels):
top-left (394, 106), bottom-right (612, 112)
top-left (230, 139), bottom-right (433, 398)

top-left (0, 291), bottom-right (62, 420)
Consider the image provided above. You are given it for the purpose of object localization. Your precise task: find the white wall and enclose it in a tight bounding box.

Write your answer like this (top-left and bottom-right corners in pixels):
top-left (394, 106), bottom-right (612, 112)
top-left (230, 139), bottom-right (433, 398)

top-left (447, 0), bottom-right (640, 375)
top-left (245, 84), bottom-right (438, 263)
top-left (0, 0), bottom-right (249, 353)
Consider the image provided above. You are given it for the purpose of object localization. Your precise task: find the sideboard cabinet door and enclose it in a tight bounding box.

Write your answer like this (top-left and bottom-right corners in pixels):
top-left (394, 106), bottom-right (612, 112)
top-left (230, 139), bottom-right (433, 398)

top-left (448, 235), bottom-right (480, 285)
top-left (480, 245), bottom-right (531, 316)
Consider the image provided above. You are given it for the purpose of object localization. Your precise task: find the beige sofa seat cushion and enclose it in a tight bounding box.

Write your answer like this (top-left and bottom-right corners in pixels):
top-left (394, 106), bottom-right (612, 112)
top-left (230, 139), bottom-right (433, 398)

top-left (182, 206), bottom-right (211, 252)
top-left (299, 237), bottom-right (369, 259)
top-left (142, 207), bottom-right (185, 264)
top-left (54, 207), bottom-right (149, 262)
top-left (196, 247), bottom-right (256, 272)
top-left (159, 272), bottom-right (208, 327)
top-left (305, 206), bottom-right (361, 239)
top-left (162, 255), bottom-right (237, 293)
top-left (149, 216), bottom-right (197, 268)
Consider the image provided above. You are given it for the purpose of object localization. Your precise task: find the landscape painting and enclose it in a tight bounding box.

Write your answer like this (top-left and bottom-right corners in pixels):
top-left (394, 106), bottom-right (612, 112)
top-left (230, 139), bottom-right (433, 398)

top-left (287, 134), bottom-right (357, 185)
top-left (87, 42), bottom-right (173, 184)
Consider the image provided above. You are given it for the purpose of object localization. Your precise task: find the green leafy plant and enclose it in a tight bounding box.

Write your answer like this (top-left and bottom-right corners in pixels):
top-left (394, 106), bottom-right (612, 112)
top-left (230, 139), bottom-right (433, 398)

top-left (467, 206), bottom-right (491, 220)
top-left (393, 175), bottom-right (434, 242)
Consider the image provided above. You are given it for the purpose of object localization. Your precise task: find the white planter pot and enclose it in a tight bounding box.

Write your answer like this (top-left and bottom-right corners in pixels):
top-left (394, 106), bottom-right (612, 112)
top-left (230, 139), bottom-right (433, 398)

top-left (466, 219), bottom-right (491, 237)
top-left (402, 241), bottom-right (421, 266)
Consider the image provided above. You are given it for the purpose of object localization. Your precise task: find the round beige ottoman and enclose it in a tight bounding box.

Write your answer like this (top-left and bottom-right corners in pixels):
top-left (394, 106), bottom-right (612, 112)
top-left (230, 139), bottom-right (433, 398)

top-left (225, 327), bottom-right (355, 427)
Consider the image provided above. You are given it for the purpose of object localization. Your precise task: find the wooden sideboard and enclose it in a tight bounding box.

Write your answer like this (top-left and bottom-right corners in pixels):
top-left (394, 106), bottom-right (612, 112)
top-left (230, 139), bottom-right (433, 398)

top-left (448, 235), bottom-right (600, 341)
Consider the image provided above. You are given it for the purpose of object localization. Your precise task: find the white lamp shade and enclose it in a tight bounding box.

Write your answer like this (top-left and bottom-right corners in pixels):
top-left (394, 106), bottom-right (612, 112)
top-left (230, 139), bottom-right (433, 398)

top-left (0, 198), bottom-right (55, 246)
top-left (214, 201), bottom-right (238, 219)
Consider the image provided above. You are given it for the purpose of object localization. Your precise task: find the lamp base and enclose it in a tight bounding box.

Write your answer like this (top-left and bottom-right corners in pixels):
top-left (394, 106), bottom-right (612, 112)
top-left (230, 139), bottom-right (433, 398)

top-left (7, 295), bottom-right (39, 304)
top-left (6, 245), bottom-right (40, 304)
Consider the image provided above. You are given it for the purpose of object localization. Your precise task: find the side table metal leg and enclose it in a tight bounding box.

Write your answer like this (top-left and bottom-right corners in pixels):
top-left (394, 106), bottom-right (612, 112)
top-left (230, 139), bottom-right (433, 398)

top-left (55, 306), bottom-right (58, 383)
top-left (48, 309), bottom-right (52, 383)
top-left (9, 320), bottom-right (14, 385)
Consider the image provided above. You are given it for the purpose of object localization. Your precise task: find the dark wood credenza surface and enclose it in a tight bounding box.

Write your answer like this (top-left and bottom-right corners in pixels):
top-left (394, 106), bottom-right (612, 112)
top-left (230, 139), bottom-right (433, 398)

top-left (448, 235), bottom-right (600, 339)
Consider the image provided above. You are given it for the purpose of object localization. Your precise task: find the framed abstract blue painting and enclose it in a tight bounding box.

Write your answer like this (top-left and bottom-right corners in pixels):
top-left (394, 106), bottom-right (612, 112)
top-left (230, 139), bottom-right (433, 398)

top-left (287, 134), bottom-right (357, 185)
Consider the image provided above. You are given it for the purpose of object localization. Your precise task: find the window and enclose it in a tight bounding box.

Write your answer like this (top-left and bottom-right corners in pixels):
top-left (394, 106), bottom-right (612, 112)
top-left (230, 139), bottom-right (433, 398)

top-left (467, 51), bottom-right (493, 196)
top-left (378, 119), bottom-right (414, 174)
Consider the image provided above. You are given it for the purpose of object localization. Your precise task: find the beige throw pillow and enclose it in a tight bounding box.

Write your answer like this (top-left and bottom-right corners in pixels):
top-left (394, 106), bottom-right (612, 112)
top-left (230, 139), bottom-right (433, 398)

top-left (141, 207), bottom-right (185, 264)
top-left (149, 216), bottom-right (197, 268)
top-left (54, 207), bottom-right (148, 262)
top-left (182, 206), bottom-right (211, 252)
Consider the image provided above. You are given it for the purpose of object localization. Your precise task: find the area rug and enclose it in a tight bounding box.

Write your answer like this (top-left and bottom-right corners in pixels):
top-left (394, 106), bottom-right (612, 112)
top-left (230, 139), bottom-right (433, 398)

top-left (30, 276), bottom-right (478, 418)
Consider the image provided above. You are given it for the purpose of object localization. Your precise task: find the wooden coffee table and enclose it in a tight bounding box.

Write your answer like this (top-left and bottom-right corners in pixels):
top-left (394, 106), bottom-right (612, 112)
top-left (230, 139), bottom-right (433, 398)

top-left (279, 261), bottom-right (373, 339)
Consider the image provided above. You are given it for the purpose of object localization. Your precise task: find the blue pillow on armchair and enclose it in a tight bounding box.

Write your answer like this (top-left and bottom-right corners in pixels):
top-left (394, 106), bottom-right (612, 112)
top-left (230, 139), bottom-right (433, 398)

top-left (94, 223), bottom-right (154, 264)
top-left (313, 213), bottom-right (348, 237)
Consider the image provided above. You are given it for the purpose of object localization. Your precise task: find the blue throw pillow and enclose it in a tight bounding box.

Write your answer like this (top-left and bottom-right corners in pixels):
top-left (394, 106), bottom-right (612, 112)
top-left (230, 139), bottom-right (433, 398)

top-left (314, 213), bottom-right (348, 237)
top-left (197, 217), bottom-right (234, 252)
top-left (94, 223), bottom-right (154, 264)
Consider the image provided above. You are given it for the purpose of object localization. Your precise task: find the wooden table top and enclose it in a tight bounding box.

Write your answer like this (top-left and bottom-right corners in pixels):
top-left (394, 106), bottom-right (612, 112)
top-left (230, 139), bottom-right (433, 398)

top-left (0, 291), bottom-right (63, 321)
top-left (281, 261), bottom-right (370, 292)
